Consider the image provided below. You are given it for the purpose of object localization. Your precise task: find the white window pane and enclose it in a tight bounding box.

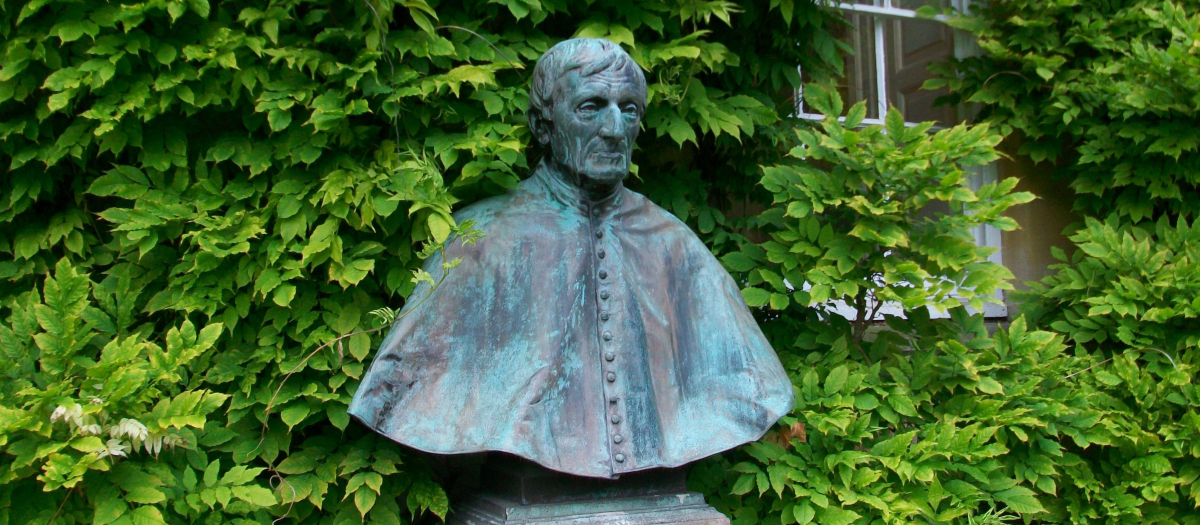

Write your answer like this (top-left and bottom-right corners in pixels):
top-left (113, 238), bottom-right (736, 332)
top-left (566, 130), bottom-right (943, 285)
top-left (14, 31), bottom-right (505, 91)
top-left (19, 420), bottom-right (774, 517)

top-left (883, 3), bottom-right (957, 125)
top-left (800, 11), bottom-right (881, 119)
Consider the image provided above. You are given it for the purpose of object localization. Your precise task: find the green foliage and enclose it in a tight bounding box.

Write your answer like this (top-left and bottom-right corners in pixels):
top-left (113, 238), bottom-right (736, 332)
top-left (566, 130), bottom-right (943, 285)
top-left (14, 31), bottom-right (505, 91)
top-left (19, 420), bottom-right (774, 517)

top-left (0, 0), bottom-right (845, 523)
top-left (7, 0), bottom-right (1193, 522)
top-left (1025, 216), bottom-right (1200, 355)
top-left (935, 1), bottom-right (1200, 523)
top-left (729, 85), bottom-right (1030, 353)
top-left (931, 0), bottom-right (1200, 220)
top-left (692, 313), bottom-right (1088, 524)
top-left (690, 85), bottom-right (1062, 524)
top-left (0, 259), bottom-right (241, 523)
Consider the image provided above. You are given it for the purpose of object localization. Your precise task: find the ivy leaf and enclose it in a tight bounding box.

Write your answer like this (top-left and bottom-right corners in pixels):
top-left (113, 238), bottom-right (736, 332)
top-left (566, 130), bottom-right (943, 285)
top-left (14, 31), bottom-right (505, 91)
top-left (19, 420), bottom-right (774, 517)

top-left (156, 44), bottom-right (177, 65)
top-left (977, 376), bottom-right (1004, 395)
top-left (93, 492), bottom-right (126, 525)
top-left (793, 502), bottom-right (815, 524)
top-left (129, 506), bottom-right (168, 525)
top-left (407, 478), bottom-right (449, 520)
top-left (280, 404), bottom-right (310, 430)
top-left (203, 459), bottom-right (220, 488)
top-left (824, 365), bottom-right (848, 396)
top-left (817, 507), bottom-right (860, 525)
top-left (355, 486), bottom-right (378, 516)
top-left (995, 486), bottom-right (1045, 514)
top-left (427, 213), bottom-right (453, 244)
top-left (730, 474), bottom-right (755, 495)
top-left (268, 109), bottom-right (292, 132)
top-left (124, 487), bottom-right (167, 504)
top-left (741, 287), bottom-right (771, 308)
top-left (232, 486), bottom-right (277, 507)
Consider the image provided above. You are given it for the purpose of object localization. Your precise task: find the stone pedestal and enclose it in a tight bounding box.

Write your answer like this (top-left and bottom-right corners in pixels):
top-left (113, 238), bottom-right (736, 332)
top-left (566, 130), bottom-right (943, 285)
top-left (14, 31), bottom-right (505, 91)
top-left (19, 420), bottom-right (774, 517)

top-left (446, 454), bottom-right (729, 525)
top-left (449, 492), bottom-right (729, 524)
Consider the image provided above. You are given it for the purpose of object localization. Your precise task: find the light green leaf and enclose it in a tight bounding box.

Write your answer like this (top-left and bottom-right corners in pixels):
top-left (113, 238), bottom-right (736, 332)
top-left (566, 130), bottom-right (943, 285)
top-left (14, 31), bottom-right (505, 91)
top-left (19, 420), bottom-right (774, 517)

top-left (280, 404), bottom-right (310, 430)
top-left (824, 365), bottom-right (848, 396)
top-left (741, 287), bottom-right (771, 308)
top-left (995, 486), bottom-right (1045, 514)
top-left (232, 485), bottom-right (277, 506)
top-left (355, 486), bottom-right (378, 516)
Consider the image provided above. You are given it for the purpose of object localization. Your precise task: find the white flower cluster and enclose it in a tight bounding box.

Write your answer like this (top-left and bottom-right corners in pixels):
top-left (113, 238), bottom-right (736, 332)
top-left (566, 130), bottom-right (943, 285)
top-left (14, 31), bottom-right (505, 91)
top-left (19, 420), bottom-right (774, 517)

top-left (50, 405), bottom-right (181, 459)
top-left (49, 404), bottom-right (102, 435)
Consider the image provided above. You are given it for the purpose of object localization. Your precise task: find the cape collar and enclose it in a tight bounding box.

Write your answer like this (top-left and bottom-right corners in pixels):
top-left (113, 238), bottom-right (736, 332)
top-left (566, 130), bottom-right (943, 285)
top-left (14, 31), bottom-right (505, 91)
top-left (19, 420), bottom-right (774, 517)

top-left (532, 160), bottom-right (624, 217)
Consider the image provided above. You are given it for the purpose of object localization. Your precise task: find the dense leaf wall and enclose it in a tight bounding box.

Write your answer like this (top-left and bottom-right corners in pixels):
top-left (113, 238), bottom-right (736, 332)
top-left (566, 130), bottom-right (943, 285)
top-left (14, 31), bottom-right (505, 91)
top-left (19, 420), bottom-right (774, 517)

top-left (4, 0), bottom-right (1195, 524)
top-left (0, 0), bottom-right (848, 523)
top-left (936, 1), bottom-right (1200, 523)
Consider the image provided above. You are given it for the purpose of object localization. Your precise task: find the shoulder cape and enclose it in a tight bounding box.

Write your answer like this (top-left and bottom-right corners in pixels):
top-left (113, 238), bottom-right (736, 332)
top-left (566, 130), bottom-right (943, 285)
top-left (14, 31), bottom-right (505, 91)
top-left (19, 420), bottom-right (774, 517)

top-left (349, 166), bottom-right (793, 479)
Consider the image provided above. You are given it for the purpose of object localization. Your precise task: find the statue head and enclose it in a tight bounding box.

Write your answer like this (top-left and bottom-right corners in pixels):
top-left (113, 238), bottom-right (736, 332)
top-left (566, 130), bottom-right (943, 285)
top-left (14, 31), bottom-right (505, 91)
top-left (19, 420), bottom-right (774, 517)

top-left (528, 38), bottom-right (647, 193)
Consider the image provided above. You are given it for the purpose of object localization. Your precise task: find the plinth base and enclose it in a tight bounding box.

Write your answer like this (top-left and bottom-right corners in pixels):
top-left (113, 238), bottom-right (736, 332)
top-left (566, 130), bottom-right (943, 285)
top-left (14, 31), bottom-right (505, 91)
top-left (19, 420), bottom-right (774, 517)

top-left (448, 492), bottom-right (729, 525)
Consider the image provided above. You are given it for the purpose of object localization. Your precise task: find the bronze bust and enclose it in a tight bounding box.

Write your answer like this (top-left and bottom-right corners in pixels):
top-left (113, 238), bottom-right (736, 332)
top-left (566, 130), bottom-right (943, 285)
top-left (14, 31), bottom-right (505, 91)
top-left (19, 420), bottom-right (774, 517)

top-left (349, 38), bottom-right (793, 479)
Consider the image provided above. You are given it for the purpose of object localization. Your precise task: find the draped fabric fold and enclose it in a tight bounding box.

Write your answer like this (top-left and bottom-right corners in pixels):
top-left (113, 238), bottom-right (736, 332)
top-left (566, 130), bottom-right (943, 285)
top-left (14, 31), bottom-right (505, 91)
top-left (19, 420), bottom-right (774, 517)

top-left (349, 164), bottom-right (793, 479)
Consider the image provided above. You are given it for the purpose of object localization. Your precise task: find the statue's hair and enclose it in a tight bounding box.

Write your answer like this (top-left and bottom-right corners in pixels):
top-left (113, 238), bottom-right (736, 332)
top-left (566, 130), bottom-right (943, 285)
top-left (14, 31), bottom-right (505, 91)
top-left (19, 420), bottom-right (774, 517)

top-left (527, 38), bottom-right (647, 130)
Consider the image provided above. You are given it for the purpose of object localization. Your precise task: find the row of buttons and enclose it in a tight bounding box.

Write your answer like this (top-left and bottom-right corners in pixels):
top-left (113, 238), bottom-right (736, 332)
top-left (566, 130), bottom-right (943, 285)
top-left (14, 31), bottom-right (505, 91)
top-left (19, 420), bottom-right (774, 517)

top-left (594, 223), bottom-right (625, 465)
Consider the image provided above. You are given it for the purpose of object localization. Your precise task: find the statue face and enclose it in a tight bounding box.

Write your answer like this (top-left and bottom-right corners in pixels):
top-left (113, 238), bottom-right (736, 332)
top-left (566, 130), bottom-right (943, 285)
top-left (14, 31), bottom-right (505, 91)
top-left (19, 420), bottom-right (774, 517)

top-left (547, 67), bottom-right (642, 188)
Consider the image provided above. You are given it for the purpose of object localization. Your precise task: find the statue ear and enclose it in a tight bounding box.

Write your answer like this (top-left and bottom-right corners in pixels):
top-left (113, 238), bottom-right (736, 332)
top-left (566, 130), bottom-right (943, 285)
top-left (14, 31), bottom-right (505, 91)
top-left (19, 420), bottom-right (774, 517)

top-left (530, 108), bottom-right (552, 148)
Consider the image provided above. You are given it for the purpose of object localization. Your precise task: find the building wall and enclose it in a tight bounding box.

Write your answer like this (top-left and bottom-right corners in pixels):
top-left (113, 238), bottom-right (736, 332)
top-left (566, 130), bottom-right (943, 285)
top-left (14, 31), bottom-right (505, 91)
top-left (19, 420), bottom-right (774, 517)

top-left (997, 136), bottom-right (1077, 306)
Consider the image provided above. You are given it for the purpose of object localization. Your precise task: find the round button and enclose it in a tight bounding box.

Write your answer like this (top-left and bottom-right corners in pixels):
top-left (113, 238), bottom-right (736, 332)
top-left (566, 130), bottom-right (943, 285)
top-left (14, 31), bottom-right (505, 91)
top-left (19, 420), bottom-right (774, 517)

top-left (615, 453), bottom-right (625, 463)
top-left (603, 331), bottom-right (612, 341)
top-left (601, 312), bottom-right (610, 321)
top-left (606, 372), bottom-right (616, 382)
top-left (610, 414), bottom-right (622, 424)
top-left (604, 352), bottom-right (615, 362)
top-left (598, 249), bottom-right (606, 259)
top-left (594, 229), bottom-right (603, 239)
top-left (599, 270), bottom-right (608, 279)
top-left (592, 208), bottom-right (601, 217)
top-left (600, 291), bottom-right (609, 300)
top-left (613, 434), bottom-right (623, 444)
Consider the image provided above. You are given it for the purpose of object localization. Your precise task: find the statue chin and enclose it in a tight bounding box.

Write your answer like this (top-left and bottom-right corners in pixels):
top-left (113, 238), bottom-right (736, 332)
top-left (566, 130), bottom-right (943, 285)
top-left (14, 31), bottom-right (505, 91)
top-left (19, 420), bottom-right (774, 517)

top-left (551, 156), bottom-right (628, 195)
top-left (579, 168), bottom-right (626, 187)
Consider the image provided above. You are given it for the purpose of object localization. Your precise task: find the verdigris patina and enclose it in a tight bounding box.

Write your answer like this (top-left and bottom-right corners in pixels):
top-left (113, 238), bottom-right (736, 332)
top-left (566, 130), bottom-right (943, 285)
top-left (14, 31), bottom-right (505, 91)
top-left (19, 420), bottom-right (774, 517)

top-left (348, 38), bottom-right (793, 480)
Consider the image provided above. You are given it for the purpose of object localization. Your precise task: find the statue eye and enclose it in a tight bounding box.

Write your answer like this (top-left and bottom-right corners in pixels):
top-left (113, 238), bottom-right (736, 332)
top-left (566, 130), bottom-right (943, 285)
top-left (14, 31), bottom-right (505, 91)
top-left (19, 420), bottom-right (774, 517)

top-left (578, 101), bottom-right (600, 113)
top-left (621, 104), bottom-right (639, 116)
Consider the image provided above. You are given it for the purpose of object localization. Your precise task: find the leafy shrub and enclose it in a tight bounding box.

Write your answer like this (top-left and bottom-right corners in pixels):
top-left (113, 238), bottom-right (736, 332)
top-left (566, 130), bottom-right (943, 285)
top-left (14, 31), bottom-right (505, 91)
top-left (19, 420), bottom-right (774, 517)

top-left (0, 0), bottom-right (845, 523)
top-left (5, 0), bottom-right (1195, 523)
top-left (686, 86), bottom-right (1051, 524)
top-left (935, 0), bottom-right (1200, 523)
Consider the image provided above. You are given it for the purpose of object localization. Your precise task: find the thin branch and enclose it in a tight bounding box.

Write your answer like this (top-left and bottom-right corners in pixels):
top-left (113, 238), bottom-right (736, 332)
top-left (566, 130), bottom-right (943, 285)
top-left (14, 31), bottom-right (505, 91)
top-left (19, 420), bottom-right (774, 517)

top-left (1063, 358), bottom-right (1112, 380)
top-left (1063, 347), bottom-right (1179, 380)
top-left (46, 485), bottom-right (76, 525)
top-left (434, 25), bottom-right (523, 71)
top-left (240, 246), bottom-right (456, 517)
top-left (980, 70), bottom-right (1028, 89)
top-left (269, 473), bottom-right (298, 525)
top-left (246, 245), bottom-right (456, 460)
top-left (850, 287), bottom-right (874, 365)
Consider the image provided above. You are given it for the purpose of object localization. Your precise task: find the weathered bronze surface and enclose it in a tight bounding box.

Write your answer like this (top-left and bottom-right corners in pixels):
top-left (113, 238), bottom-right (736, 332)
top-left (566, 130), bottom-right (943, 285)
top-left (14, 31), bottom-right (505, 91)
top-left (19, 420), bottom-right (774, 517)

top-left (348, 38), bottom-right (793, 479)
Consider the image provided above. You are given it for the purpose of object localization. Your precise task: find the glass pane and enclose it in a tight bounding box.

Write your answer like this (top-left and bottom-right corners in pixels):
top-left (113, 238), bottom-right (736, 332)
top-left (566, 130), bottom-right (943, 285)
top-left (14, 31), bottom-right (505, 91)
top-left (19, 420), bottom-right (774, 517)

top-left (801, 11), bottom-right (880, 119)
top-left (883, 2), bottom-right (957, 125)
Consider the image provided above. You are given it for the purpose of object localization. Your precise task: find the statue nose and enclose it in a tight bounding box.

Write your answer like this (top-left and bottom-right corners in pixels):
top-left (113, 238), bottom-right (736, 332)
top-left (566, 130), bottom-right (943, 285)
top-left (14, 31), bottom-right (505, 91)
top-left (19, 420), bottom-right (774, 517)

top-left (599, 106), bottom-right (624, 138)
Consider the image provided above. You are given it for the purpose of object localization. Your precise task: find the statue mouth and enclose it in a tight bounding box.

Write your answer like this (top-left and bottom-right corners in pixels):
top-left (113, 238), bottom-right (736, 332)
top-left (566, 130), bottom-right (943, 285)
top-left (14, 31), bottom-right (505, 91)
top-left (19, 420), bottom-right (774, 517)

top-left (591, 152), bottom-right (625, 162)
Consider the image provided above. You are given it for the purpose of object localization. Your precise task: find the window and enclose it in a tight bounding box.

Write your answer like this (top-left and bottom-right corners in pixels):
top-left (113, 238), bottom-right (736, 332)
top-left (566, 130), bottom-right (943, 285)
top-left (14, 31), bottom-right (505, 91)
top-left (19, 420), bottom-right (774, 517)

top-left (797, 0), bottom-right (1008, 319)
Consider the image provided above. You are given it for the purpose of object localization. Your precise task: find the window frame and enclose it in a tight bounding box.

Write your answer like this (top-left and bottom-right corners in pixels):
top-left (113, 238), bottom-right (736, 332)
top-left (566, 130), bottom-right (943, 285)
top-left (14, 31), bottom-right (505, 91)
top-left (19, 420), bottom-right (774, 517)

top-left (795, 0), bottom-right (1009, 319)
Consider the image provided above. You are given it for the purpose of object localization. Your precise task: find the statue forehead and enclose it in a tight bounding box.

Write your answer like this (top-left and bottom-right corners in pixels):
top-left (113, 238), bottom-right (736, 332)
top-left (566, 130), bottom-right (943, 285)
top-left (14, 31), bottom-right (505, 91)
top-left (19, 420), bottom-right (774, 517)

top-left (556, 66), bottom-right (641, 97)
top-left (533, 38), bottom-right (647, 106)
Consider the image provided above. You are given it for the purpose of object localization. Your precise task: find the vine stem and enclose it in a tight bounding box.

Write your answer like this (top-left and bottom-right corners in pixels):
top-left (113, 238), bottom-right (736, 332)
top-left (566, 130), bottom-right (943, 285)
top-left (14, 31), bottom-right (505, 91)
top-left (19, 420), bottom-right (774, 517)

top-left (1062, 347), bottom-right (1178, 380)
top-left (257, 246), bottom-right (451, 429)
top-left (46, 485), bottom-right (76, 525)
top-left (246, 245), bottom-right (454, 518)
top-left (434, 25), bottom-right (523, 71)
